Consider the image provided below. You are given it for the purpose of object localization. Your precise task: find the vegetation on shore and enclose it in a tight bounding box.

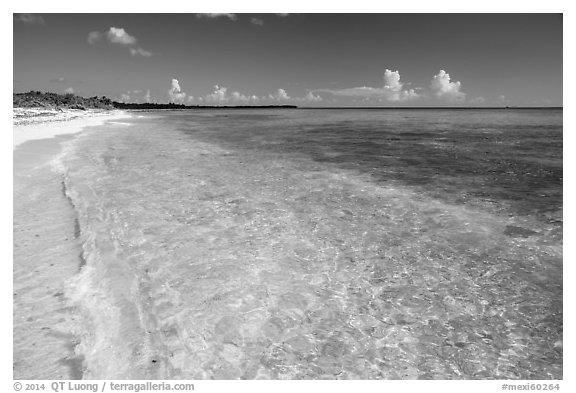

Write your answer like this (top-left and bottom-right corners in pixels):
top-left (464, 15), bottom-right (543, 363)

top-left (14, 91), bottom-right (114, 110)
top-left (14, 91), bottom-right (298, 110)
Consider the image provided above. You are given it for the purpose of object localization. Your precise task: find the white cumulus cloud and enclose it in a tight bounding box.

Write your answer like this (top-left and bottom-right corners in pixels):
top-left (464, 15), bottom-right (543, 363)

top-left (383, 70), bottom-right (419, 101)
top-left (107, 27), bottom-right (137, 45)
top-left (231, 91), bottom-right (249, 103)
top-left (144, 89), bottom-right (151, 103)
top-left (383, 69), bottom-right (403, 92)
top-left (205, 85), bottom-right (228, 104)
top-left (315, 69), bottom-right (419, 103)
top-left (88, 27), bottom-right (152, 57)
top-left (201, 85), bottom-right (305, 105)
top-left (169, 79), bottom-right (186, 103)
top-left (203, 85), bottom-right (261, 105)
top-left (65, 87), bottom-right (74, 94)
top-left (430, 70), bottom-right (466, 102)
top-left (269, 88), bottom-right (290, 101)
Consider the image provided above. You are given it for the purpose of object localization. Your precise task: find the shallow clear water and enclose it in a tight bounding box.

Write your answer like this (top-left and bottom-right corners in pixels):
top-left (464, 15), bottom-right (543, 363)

top-left (23, 109), bottom-right (563, 379)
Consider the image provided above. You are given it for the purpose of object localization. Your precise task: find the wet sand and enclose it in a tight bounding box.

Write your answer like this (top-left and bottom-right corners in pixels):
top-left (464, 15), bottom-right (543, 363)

top-left (13, 112), bottom-right (130, 379)
top-left (14, 135), bottom-right (85, 379)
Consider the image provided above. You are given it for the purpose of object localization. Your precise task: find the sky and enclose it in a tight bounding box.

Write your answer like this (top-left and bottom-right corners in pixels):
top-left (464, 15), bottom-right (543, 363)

top-left (13, 13), bottom-right (563, 107)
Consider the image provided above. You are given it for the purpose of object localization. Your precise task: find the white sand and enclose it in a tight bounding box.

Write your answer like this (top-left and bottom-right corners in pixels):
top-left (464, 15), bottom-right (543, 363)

top-left (13, 109), bottom-right (132, 149)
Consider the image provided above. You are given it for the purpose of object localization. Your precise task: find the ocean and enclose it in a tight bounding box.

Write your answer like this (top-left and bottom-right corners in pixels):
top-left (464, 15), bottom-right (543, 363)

top-left (13, 108), bottom-right (562, 379)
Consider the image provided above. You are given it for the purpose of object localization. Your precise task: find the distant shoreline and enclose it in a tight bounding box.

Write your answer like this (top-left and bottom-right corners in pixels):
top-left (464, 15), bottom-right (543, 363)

top-left (112, 103), bottom-right (299, 110)
top-left (13, 105), bottom-right (563, 112)
top-left (110, 106), bottom-right (563, 110)
top-left (14, 91), bottom-right (561, 112)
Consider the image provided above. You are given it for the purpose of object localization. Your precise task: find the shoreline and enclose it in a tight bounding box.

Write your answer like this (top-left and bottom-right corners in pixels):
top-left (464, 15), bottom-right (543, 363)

top-left (14, 136), bottom-right (84, 379)
top-left (13, 109), bottom-right (133, 379)
top-left (13, 108), bottom-right (131, 149)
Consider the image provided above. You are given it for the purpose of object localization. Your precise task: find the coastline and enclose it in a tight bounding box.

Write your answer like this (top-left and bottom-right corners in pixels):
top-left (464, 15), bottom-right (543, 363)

top-left (13, 109), bottom-right (132, 379)
top-left (13, 108), bottom-right (131, 149)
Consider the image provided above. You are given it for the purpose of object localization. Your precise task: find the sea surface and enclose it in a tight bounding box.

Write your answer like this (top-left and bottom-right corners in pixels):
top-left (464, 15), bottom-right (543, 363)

top-left (14, 108), bottom-right (563, 379)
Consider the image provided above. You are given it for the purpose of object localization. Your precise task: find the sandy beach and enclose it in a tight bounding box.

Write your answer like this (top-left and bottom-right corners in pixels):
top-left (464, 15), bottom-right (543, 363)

top-left (13, 108), bottom-right (130, 149)
top-left (13, 109), bottom-right (131, 379)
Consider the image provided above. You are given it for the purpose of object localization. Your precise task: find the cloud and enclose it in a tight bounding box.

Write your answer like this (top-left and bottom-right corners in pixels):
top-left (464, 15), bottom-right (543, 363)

top-left (269, 88), bottom-right (290, 101)
top-left (430, 70), bottom-right (466, 102)
top-left (65, 87), bottom-right (75, 94)
top-left (88, 27), bottom-right (152, 57)
top-left (129, 47), bottom-right (152, 57)
top-left (196, 14), bottom-right (237, 21)
top-left (316, 86), bottom-right (378, 97)
top-left (316, 69), bottom-right (419, 102)
top-left (251, 18), bottom-right (264, 26)
top-left (169, 79), bottom-right (186, 103)
top-left (199, 85), bottom-right (263, 105)
top-left (285, 91), bottom-right (323, 105)
top-left (87, 31), bottom-right (102, 44)
top-left (276, 89), bottom-right (290, 100)
top-left (231, 91), bottom-right (250, 103)
top-left (304, 91), bottom-right (322, 102)
top-left (469, 96), bottom-right (485, 105)
top-left (383, 69), bottom-right (403, 92)
top-left (205, 85), bottom-right (228, 104)
top-left (119, 90), bottom-right (153, 103)
top-left (107, 27), bottom-right (137, 45)
top-left (382, 70), bottom-right (419, 101)
top-left (50, 77), bottom-right (66, 83)
top-left (190, 86), bottom-right (326, 106)
top-left (291, 91), bottom-right (323, 104)
top-left (14, 14), bottom-right (44, 24)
